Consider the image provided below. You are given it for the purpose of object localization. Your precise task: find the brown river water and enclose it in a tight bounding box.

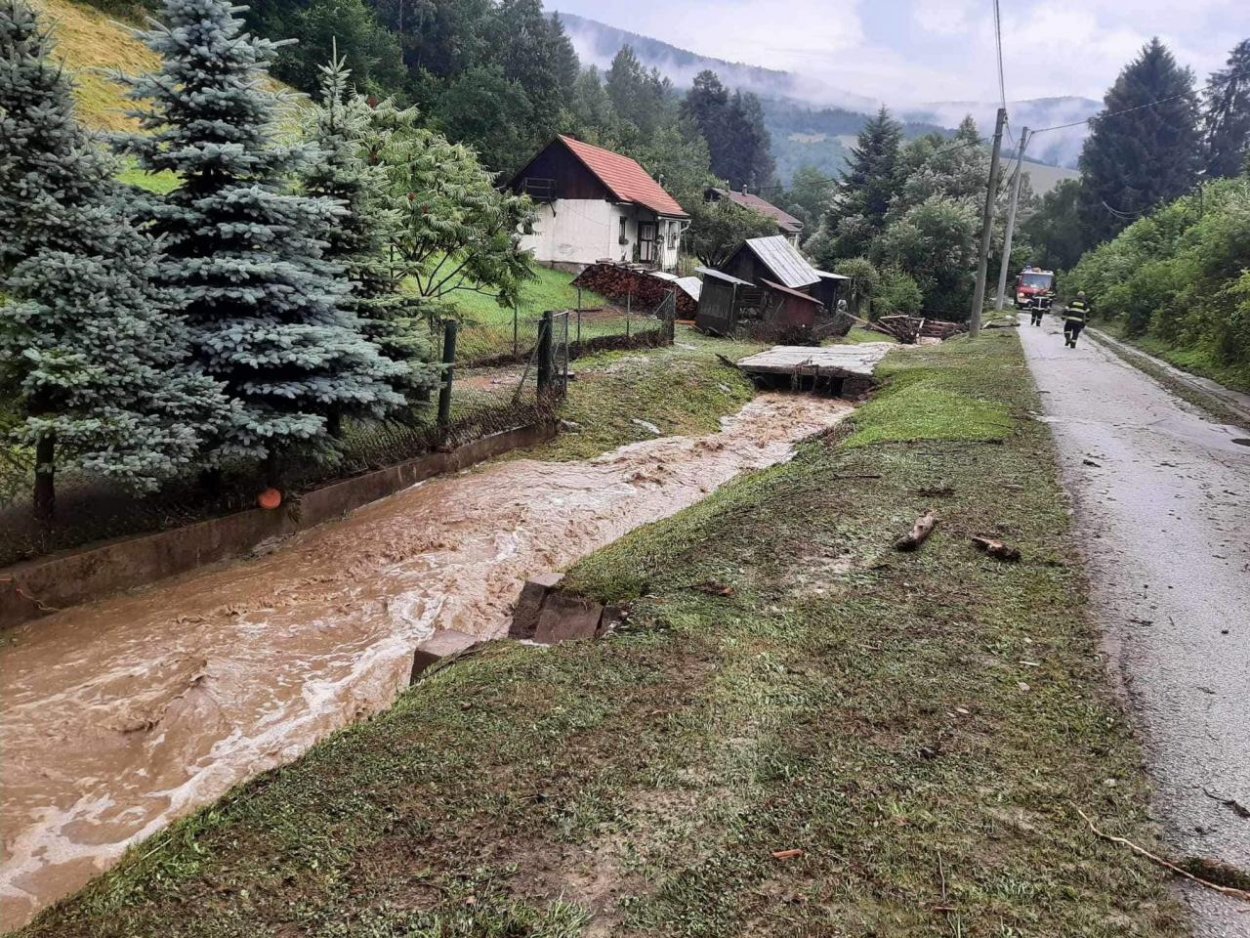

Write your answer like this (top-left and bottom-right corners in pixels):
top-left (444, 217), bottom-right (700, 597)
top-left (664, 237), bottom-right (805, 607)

top-left (0, 394), bottom-right (851, 929)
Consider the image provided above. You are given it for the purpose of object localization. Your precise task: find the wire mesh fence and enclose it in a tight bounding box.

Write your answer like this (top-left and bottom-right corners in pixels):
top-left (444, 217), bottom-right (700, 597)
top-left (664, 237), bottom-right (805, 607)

top-left (454, 289), bottom-right (676, 366)
top-left (0, 315), bottom-right (571, 568)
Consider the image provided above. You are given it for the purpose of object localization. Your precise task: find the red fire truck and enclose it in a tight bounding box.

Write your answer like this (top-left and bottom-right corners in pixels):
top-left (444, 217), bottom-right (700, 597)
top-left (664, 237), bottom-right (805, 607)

top-left (1014, 266), bottom-right (1055, 308)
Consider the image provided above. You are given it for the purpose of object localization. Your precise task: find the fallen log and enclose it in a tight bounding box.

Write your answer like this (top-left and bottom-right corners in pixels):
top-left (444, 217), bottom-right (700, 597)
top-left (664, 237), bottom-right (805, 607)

top-left (895, 510), bottom-right (938, 551)
top-left (971, 535), bottom-right (1021, 561)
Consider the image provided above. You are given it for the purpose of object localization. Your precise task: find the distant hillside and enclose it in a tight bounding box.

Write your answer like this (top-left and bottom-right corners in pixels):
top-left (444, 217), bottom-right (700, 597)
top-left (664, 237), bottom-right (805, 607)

top-left (908, 97), bottom-right (1100, 169)
top-left (553, 11), bottom-right (1083, 185)
top-left (30, 0), bottom-right (157, 131)
top-left (556, 10), bottom-right (876, 111)
top-left (1020, 159), bottom-right (1080, 195)
top-left (764, 98), bottom-right (951, 186)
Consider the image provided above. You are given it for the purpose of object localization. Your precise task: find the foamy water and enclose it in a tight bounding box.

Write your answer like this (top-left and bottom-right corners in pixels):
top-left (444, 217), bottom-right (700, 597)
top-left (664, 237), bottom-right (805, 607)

top-left (0, 394), bottom-right (852, 929)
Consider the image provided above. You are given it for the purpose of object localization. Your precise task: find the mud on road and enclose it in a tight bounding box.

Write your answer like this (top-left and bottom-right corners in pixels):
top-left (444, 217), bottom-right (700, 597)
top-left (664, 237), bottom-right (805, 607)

top-left (1019, 316), bottom-right (1250, 937)
top-left (0, 394), bottom-right (852, 931)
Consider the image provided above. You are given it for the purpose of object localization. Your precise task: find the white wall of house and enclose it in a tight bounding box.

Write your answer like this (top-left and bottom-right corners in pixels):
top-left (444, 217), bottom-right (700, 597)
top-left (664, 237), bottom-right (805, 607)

top-left (519, 199), bottom-right (684, 272)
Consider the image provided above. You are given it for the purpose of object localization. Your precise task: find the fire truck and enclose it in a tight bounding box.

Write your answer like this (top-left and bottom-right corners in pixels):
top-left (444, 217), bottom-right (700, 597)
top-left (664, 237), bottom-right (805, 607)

top-left (1014, 266), bottom-right (1055, 308)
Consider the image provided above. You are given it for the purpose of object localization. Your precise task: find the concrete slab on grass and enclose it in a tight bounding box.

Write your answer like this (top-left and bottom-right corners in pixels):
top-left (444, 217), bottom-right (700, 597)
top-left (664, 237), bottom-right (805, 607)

top-left (737, 343), bottom-right (893, 379)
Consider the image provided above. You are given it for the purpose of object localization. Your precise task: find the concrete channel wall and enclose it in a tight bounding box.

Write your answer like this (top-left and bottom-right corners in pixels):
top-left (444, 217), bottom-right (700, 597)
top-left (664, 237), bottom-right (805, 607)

top-left (1, 422), bottom-right (556, 630)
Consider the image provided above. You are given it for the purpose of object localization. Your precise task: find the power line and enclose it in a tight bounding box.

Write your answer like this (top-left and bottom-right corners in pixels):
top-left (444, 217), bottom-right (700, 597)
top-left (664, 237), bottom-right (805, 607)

top-left (992, 0), bottom-right (1007, 111)
top-left (1031, 92), bottom-right (1191, 135)
top-left (991, 0), bottom-right (1014, 149)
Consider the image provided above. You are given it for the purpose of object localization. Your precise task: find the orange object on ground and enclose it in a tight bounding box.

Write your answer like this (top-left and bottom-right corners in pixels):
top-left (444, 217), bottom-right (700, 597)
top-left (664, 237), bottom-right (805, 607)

top-left (257, 488), bottom-right (283, 510)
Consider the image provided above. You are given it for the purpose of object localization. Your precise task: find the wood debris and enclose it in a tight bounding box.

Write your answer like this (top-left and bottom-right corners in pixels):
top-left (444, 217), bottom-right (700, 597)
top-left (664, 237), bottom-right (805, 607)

top-left (870, 315), bottom-right (968, 344)
top-left (895, 510), bottom-right (938, 552)
top-left (971, 535), bottom-right (1021, 561)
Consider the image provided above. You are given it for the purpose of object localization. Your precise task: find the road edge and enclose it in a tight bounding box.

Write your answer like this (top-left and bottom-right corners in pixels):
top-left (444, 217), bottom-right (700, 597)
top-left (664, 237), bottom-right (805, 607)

top-left (1086, 328), bottom-right (1250, 431)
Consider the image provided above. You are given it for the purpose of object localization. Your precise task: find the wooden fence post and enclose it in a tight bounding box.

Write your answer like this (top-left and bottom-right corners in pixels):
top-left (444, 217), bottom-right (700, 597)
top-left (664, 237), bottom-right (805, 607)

top-left (437, 318), bottom-right (458, 429)
top-left (537, 311), bottom-right (554, 398)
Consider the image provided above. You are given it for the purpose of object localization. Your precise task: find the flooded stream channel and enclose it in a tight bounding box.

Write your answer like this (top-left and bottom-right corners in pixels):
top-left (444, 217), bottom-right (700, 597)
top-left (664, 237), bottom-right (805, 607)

top-left (0, 393), bottom-right (851, 929)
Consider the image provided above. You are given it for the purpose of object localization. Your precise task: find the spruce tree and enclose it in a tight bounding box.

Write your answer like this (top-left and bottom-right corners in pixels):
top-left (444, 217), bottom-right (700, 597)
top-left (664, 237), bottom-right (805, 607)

top-left (1202, 39), bottom-right (1250, 181)
top-left (301, 52), bottom-right (436, 398)
top-left (0, 0), bottom-right (225, 520)
top-left (811, 107), bottom-right (903, 263)
top-left (1078, 38), bottom-right (1200, 245)
top-left (120, 0), bottom-right (404, 470)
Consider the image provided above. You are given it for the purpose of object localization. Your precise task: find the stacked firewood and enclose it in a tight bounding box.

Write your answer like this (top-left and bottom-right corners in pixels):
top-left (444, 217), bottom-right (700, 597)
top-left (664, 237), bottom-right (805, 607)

top-left (870, 315), bottom-right (967, 344)
top-left (572, 263), bottom-right (698, 316)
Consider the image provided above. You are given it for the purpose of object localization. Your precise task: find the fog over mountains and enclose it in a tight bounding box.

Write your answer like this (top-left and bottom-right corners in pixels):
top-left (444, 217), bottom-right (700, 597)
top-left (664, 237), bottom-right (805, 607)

top-left (558, 11), bottom-right (1094, 178)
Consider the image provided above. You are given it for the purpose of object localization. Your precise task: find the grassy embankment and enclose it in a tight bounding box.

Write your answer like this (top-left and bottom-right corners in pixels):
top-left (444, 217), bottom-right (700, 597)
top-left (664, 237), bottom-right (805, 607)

top-left (443, 266), bottom-right (687, 365)
top-left (1096, 318), bottom-right (1250, 396)
top-left (24, 332), bottom-right (1187, 937)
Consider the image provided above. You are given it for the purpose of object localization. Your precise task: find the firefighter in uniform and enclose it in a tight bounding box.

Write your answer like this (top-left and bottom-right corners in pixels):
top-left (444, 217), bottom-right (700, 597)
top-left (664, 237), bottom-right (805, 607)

top-left (1063, 292), bottom-right (1090, 348)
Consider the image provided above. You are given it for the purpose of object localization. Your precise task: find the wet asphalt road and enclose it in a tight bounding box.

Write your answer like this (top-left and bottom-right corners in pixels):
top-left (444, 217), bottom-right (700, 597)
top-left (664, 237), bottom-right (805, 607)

top-left (1019, 315), bottom-right (1250, 936)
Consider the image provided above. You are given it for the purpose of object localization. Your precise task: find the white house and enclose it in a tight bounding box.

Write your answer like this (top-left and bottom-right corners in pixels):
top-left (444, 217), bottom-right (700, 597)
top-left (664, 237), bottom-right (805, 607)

top-left (506, 135), bottom-right (689, 273)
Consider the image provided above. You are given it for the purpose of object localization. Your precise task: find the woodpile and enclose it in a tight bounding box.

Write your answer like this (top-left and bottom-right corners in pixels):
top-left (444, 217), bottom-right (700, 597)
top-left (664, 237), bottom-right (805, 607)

top-left (572, 263), bottom-right (697, 316)
top-left (870, 315), bottom-right (968, 344)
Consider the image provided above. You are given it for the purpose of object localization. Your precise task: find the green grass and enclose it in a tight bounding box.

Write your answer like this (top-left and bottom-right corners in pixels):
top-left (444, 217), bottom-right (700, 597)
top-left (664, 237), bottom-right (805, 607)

top-left (527, 326), bottom-right (766, 461)
top-left (116, 160), bottom-right (180, 195)
top-left (22, 331), bottom-right (1186, 938)
top-left (435, 266), bottom-right (616, 364)
top-left (841, 338), bottom-right (1014, 448)
top-left (449, 265), bottom-right (606, 322)
top-left (833, 326), bottom-right (896, 345)
top-left (1099, 319), bottom-right (1250, 395)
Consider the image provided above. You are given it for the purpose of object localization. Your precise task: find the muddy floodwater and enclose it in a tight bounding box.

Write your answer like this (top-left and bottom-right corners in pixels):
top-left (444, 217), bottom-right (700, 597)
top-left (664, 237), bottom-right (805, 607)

top-left (0, 394), bottom-right (851, 930)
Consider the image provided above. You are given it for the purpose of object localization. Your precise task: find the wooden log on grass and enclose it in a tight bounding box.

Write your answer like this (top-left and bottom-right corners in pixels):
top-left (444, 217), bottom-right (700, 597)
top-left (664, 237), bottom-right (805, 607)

top-left (894, 510), bottom-right (938, 551)
top-left (971, 535), bottom-right (1021, 561)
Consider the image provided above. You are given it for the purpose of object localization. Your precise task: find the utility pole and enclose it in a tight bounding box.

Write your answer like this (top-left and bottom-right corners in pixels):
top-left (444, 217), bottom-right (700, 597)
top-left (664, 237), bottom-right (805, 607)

top-left (969, 107), bottom-right (1007, 337)
top-left (995, 126), bottom-right (1030, 311)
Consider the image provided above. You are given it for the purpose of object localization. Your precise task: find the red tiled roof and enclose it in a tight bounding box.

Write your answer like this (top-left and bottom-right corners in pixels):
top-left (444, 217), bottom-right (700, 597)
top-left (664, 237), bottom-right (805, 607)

top-left (558, 135), bottom-right (688, 217)
top-left (711, 187), bottom-right (803, 233)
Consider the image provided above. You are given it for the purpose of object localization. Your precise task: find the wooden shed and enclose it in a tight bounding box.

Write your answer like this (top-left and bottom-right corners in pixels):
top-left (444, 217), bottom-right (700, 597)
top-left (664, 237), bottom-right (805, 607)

top-left (721, 236), bottom-right (822, 294)
top-left (695, 235), bottom-right (835, 339)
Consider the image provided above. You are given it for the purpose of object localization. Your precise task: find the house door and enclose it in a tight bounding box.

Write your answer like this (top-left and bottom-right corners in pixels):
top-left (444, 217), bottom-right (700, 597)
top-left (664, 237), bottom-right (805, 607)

top-left (638, 222), bottom-right (657, 264)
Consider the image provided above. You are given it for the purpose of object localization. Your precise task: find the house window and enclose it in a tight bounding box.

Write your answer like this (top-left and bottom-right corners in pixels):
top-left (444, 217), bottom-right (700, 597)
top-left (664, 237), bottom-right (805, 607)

top-left (618, 216), bottom-right (628, 245)
top-left (667, 222), bottom-right (677, 249)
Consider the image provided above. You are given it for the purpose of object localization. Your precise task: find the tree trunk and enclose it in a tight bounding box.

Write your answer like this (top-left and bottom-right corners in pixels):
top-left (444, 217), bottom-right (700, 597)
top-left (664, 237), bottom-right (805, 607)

top-left (327, 409), bottom-right (343, 438)
top-left (33, 433), bottom-right (55, 529)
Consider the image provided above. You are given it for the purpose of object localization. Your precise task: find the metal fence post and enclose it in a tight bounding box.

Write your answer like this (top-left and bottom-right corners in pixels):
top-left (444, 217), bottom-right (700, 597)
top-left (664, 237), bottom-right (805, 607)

top-left (561, 312), bottom-right (570, 398)
top-left (537, 310), bottom-right (553, 399)
top-left (576, 308), bottom-right (582, 348)
top-left (626, 290), bottom-right (632, 338)
top-left (437, 318), bottom-right (458, 430)
top-left (512, 300), bottom-right (519, 358)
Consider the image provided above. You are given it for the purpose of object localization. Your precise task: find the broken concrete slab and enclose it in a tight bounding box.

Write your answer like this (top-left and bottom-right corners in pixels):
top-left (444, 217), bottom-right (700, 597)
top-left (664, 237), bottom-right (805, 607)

top-left (534, 592), bottom-right (602, 644)
top-left (509, 572), bottom-right (564, 639)
top-left (409, 629), bottom-right (480, 684)
top-left (736, 343), bottom-right (893, 380)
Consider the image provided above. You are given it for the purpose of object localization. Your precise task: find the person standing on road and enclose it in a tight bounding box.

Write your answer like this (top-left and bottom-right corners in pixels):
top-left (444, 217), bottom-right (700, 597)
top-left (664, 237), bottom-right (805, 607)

top-left (1063, 292), bottom-right (1091, 347)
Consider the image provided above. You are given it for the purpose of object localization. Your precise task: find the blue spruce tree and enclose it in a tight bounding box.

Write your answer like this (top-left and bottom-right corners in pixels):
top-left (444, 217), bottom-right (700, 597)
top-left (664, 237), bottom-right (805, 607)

top-left (300, 50), bottom-right (436, 404)
top-left (0, 0), bottom-right (225, 522)
top-left (120, 0), bottom-right (404, 471)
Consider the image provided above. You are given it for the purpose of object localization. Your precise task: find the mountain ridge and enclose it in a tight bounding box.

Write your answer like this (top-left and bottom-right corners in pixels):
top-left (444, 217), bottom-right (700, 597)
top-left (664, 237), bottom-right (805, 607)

top-left (556, 10), bottom-right (1092, 178)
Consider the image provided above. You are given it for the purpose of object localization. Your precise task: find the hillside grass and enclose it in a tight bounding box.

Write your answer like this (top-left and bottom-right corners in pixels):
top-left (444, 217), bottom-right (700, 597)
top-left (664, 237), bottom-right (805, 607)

top-left (526, 326), bottom-right (766, 461)
top-left (22, 332), bottom-right (1185, 938)
top-left (448, 265), bottom-right (606, 322)
top-left (30, 0), bottom-right (155, 131)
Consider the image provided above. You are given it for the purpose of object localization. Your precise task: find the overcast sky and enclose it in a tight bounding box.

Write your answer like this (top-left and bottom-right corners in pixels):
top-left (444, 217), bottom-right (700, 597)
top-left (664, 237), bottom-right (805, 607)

top-left (553, 0), bottom-right (1248, 105)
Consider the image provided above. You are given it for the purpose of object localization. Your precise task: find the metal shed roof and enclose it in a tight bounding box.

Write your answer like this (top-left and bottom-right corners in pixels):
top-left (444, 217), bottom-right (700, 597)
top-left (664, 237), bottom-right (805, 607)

top-left (695, 266), bottom-right (753, 287)
top-left (816, 270), bottom-right (851, 280)
top-left (744, 236), bottom-right (821, 290)
top-left (761, 279), bottom-right (823, 304)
